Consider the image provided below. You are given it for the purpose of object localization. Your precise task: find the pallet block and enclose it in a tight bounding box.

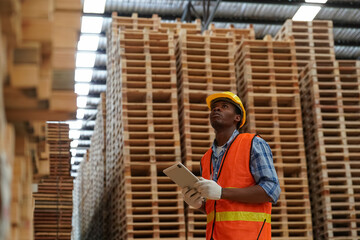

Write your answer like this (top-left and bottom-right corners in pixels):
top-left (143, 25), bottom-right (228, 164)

top-left (22, 18), bottom-right (52, 43)
top-left (10, 64), bottom-right (39, 88)
top-left (21, 0), bottom-right (54, 19)
top-left (52, 48), bottom-right (76, 69)
top-left (54, 0), bottom-right (82, 11)
top-left (49, 90), bottom-right (77, 112)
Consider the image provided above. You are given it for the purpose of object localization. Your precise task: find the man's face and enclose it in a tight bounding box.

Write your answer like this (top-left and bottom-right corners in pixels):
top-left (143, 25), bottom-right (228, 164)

top-left (209, 100), bottom-right (241, 130)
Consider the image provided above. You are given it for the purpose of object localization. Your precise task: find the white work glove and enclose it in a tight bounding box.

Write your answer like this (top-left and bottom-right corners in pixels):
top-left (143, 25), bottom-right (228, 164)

top-left (181, 187), bottom-right (203, 209)
top-left (194, 177), bottom-right (222, 200)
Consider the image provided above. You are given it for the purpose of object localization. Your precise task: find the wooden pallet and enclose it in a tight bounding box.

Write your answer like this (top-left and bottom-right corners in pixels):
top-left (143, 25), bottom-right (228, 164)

top-left (299, 61), bottom-right (360, 240)
top-left (33, 123), bottom-right (73, 240)
top-left (274, 20), bottom-right (335, 72)
top-left (235, 37), bottom-right (313, 239)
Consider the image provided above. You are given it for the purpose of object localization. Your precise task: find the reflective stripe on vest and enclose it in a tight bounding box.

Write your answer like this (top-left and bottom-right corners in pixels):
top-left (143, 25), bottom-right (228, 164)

top-left (207, 211), bottom-right (271, 224)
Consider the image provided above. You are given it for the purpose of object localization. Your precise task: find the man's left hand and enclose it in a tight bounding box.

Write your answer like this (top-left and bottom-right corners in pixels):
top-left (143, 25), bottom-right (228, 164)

top-left (194, 177), bottom-right (222, 200)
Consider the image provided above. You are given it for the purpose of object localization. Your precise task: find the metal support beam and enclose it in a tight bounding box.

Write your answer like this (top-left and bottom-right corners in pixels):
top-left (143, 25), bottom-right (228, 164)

top-left (174, 0), bottom-right (360, 9)
top-left (181, 2), bottom-right (190, 22)
top-left (202, 0), bottom-right (222, 31)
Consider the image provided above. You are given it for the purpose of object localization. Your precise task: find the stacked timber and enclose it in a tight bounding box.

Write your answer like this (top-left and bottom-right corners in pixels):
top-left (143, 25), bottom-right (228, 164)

top-left (299, 60), bottom-right (360, 240)
top-left (208, 23), bottom-right (256, 45)
top-left (274, 20), bottom-right (335, 72)
top-left (105, 13), bottom-right (186, 238)
top-left (1, 0), bottom-right (80, 122)
top-left (234, 36), bottom-right (313, 239)
top-left (33, 123), bottom-right (73, 240)
top-left (175, 29), bottom-right (240, 239)
top-left (73, 93), bottom-right (107, 240)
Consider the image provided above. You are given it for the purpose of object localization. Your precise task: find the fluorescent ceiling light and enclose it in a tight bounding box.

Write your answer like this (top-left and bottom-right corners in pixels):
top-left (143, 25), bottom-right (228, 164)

top-left (81, 16), bottom-right (103, 33)
top-left (77, 96), bottom-right (88, 108)
top-left (75, 69), bottom-right (93, 82)
top-left (70, 148), bottom-right (78, 156)
top-left (77, 109), bottom-right (85, 119)
top-left (71, 140), bottom-right (79, 148)
top-left (71, 157), bottom-right (83, 165)
top-left (78, 35), bottom-right (100, 51)
top-left (68, 120), bottom-right (83, 130)
top-left (72, 165), bottom-right (80, 170)
top-left (305, 0), bottom-right (327, 3)
top-left (83, 0), bottom-right (106, 14)
top-left (76, 52), bottom-right (96, 67)
top-left (69, 130), bottom-right (81, 140)
top-left (293, 6), bottom-right (321, 21)
top-left (75, 83), bottom-right (90, 95)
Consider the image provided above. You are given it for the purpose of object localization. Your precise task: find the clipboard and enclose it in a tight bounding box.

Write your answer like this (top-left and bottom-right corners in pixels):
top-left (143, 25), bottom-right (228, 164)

top-left (163, 162), bottom-right (199, 189)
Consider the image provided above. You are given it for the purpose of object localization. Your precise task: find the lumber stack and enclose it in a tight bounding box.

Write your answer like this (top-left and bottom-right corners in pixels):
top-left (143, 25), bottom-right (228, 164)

top-left (299, 60), bottom-right (360, 240)
top-left (103, 14), bottom-right (186, 240)
top-left (72, 93), bottom-right (107, 240)
top-left (275, 20), bottom-right (335, 72)
top-left (234, 36), bottom-right (313, 239)
top-left (33, 123), bottom-right (73, 240)
top-left (175, 29), bottom-right (240, 239)
top-left (1, 0), bottom-right (80, 122)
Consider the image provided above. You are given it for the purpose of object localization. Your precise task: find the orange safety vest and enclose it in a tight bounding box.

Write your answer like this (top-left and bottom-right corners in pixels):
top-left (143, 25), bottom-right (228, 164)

top-left (200, 133), bottom-right (272, 240)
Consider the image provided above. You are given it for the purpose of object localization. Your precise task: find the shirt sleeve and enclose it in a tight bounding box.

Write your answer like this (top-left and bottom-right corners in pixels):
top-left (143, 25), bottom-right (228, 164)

top-left (250, 136), bottom-right (281, 204)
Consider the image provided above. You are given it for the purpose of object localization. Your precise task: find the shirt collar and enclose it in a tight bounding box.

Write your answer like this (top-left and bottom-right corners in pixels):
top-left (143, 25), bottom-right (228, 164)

top-left (211, 129), bottom-right (239, 156)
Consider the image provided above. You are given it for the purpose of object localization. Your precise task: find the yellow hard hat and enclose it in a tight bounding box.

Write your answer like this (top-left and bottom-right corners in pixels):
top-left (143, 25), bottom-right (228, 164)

top-left (206, 91), bottom-right (246, 129)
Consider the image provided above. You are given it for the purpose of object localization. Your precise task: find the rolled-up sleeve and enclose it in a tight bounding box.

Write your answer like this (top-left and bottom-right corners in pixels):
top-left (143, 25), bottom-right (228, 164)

top-left (250, 137), bottom-right (281, 204)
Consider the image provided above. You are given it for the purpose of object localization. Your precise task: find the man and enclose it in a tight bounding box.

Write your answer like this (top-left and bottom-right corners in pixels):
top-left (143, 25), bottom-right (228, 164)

top-left (182, 91), bottom-right (280, 240)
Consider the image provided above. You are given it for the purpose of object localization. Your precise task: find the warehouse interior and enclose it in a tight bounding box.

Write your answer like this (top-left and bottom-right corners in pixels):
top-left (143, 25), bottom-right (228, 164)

top-left (0, 0), bottom-right (360, 239)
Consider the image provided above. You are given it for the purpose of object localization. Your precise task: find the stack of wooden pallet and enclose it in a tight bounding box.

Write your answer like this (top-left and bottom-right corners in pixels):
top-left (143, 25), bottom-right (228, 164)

top-left (104, 14), bottom-right (186, 239)
top-left (234, 36), bottom-right (313, 239)
top-left (299, 60), bottom-right (360, 240)
top-left (275, 20), bottom-right (335, 72)
top-left (9, 132), bottom-right (34, 240)
top-left (175, 27), bottom-right (251, 239)
top-left (33, 123), bottom-right (73, 240)
top-left (73, 93), bottom-right (107, 240)
top-left (1, 0), bottom-right (80, 122)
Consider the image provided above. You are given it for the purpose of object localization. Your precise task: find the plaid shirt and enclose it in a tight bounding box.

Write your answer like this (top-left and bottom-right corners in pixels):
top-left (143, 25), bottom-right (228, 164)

top-left (208, 130), bottom-right (281, 204)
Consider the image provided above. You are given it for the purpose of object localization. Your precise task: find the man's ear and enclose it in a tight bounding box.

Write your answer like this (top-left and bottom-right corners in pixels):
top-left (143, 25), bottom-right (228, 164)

top-left (235, 114), bottom-right (241, 123)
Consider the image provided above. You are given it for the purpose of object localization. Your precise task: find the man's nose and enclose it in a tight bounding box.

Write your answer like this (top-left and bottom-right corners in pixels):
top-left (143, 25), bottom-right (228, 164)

top-left (212, 106), bottom-right (221, 111)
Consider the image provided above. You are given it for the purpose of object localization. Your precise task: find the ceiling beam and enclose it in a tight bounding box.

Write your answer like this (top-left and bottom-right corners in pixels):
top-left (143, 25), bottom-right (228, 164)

top-left (176, 0), bottom-right (360, 9)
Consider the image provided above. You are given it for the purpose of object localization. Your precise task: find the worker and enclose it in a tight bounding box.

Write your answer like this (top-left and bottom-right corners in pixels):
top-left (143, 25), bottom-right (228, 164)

top-left (182, 91), bottom-right (280, 240)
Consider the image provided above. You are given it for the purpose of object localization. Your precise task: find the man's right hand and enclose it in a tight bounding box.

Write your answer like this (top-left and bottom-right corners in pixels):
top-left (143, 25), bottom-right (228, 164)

top-left (181, 187), bottom-right (203, 209)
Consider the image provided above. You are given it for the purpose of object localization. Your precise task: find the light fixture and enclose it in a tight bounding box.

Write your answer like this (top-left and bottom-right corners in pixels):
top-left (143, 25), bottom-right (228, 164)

top-left (76, 52), bottom-right (96, 68)
top-left (292, 5), bottom-right (321, 21)
top-left (71, 140), bottom-right (79, 148)
top-left (305, 0), bottom-right (327, 3)
top-left (78, 35), bottom-right (100, 51)
top-left (69, 130), bottom-right (81, 140)
top-left (77, 96), bottom-right (88, 108)
top-left (81, 16), bottom-right (103, 34)
top-left (83, 0), bottom-right (106, 14)
top-left (71, 157), bottom-right (83, 165)
top-left (75, 69), bottom-right (93, 82)
top-left (68, 120), bottom-right (83, 130)
top-left (77, 109), bottom-right (86, 119)
top-left (75, 83), bottom-right (90, 95)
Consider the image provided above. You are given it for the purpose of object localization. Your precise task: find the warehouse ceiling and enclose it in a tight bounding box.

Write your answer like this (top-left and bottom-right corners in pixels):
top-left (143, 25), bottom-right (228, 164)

top-left (69, 0), bottom-right (360, 176)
